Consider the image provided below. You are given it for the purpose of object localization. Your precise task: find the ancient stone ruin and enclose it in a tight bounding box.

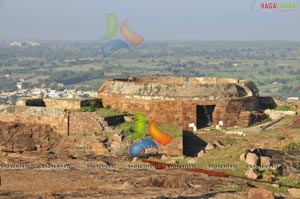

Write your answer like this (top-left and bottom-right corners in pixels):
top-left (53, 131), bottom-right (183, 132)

top-left (99, 77), bottom-right (263, 131)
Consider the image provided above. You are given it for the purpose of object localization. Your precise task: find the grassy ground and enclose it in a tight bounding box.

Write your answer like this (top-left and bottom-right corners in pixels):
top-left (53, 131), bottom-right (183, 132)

top-left (96, 108), bottom-right (124, 117)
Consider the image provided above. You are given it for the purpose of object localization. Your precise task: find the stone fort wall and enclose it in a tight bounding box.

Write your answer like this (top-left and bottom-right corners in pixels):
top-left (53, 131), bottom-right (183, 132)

top-left (0, 105), bottom-right (68, 135)
top-left (17, 98), bottom-right (102, 110)
top-left (99, 93), bottom-right (259, 130)
top-left (0, 105), bottom-right (122, 136)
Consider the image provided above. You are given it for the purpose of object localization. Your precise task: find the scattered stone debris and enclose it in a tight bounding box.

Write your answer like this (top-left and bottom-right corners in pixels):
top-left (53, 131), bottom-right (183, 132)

top-left (265, 109), bottom-right (296, 120)
top-left (240, 148), bottom-right (281, 180)
top-left (213, 140), bottom-right (224, 148)
top-left (260, 156), bottom-right (273, 166)
top-left (225, 131), bottom-right (245, 136)
top-left (187, 158), bottom-right (198, 164)
top-left (248, 188), bottom-right (275, 199)
top-left (205, 143), bottom-right (216, 150)
top-left (197, 150), bottom-right (205, 158)
top-left (245, 153), bottom-right (259, 166)
top-left (245, 169), bottom-right (261, 179)
top-left (161, 154), bottom-right (168, 160)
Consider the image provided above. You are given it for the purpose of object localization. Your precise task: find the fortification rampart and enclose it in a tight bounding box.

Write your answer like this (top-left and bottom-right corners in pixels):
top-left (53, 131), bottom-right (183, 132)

top-left (0, 105), bottom-right (68, 135)
top-left (0, 105), bottom-right (123, 136)
top-left (17, 98), bottom-right (102, 110)
top-left (99, 77), bottom-right (261, 130)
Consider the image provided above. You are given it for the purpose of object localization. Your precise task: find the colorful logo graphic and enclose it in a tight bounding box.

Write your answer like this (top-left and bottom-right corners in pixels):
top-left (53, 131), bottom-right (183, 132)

top-left (101, 13), bottom-right (144, 58)
top-left (129, 114), bottom-right (173, 158)
top-left (130, 113), bottom-right (147, 140)
top-left (130, 138), bottom-right (158, 158)
top-left (101, 13), bottom-right (118, 40)
top-left (120, 19), bottom-right (144, 46)
top-left (252, 0), bottom-right (298, 13)
top-left (148, 118), bottom-right (173, 146)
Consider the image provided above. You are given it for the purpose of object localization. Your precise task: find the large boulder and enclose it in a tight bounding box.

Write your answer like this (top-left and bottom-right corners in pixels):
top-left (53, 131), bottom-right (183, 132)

top-left (288, 188), bottom-right (300, 198)
top-left (248, 188), bottom-right (275, 199)
top-left (260, 156), bottom-right (273, 166)
top-left (245, 152), bottom-right (259, 166)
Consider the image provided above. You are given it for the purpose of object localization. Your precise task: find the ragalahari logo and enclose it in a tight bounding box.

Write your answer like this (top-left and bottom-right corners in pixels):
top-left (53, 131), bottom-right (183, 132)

top-left (252, 0), bottom-right (298, 12)
top-left (101, 13), bottom-right (144, 58)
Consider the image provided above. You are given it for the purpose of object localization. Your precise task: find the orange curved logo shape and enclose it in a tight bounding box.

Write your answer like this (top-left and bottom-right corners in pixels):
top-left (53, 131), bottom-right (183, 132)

top-left (120, 19), bottom-right (144, 46)
top-left (148, 118), bottom-right (172, 146)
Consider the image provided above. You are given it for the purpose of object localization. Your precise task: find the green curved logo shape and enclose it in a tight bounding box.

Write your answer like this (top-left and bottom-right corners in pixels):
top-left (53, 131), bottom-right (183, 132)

top-left (130, 113), bottom-right (147, 140)
top-left (102, 13), bottom-right (118, 40)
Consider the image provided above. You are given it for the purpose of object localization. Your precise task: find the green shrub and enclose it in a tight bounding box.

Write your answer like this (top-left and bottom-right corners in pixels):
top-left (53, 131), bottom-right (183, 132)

top-left (282, 142), bottom-right (300, 152)
top-left (277, 106), bottom-right (290, 111)
top-left (105, 104), bottom-right (111, 109)
top-left (227, 138), bottom-right (237, 145)
top-left (80, 101), bottom-right (96, 112)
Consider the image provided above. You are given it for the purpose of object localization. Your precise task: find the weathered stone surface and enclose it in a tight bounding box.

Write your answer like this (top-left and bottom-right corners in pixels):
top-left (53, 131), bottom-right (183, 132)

top-left (53, 136), bottom-right (110, 157)
top-left (240, 153), bottom-right (246, 161)
top-left (245, 153), bottom-right (259, 166)
top-left (187, 158), bottom-right (198, 164)
top-left (260, 156), bottom-right (272, 166)
top-left (265, 109), bottom-right (296, 119)
top-left (69, 112), bottom-right (112, 136)
top-left (288, 188), bottom-right (300, 198)
top-left (205, 143), bottom-right (215, 150)
top-left (245, 169), bottom-right (261, 179)
top-left (197, 150), bottom-right (205, 158)
top-left (225, 131), bottom-right (245, 136)
top-left (0, 105), bottom-right (68, 135)
top-left (264, 109), bottom-right (283, 120)
top-left (99, 77), bottom-right (261, 130)
top-left (17, 98), bottom-right (102, 110)
top-left (248, 188), bottom-right (274, 199)
top-left (0, 122), bottom-right (60, 153)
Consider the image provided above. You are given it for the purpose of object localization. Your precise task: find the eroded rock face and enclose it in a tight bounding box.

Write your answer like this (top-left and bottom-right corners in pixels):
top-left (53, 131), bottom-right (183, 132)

top-left (0, 122), bottom-right (60, 153)
top-left (52, 136), bottom-right (111, 158)
top-left (0, 122), bottom-right (111, 158)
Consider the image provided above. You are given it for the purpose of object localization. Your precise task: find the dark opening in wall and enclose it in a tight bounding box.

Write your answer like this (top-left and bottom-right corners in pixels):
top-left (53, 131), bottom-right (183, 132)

top-left (196, 105), bottom-right (215, 129)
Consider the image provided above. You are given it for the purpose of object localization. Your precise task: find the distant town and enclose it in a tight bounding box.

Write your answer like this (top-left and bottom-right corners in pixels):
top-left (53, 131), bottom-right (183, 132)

top-left (0, 77), bottom-right (97, 105)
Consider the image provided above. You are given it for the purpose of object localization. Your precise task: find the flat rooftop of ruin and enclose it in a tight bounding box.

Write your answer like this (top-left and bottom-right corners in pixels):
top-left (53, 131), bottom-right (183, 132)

top-left (99, 77), bottom-right (259, 99)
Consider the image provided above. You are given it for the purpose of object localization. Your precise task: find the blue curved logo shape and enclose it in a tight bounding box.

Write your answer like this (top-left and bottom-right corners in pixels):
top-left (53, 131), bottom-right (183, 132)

top-left (130, 138), bottom-right (158, 158)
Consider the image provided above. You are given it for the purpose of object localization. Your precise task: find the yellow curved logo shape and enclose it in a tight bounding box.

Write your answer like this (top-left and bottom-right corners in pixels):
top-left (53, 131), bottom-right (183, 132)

top-left (148, 118), bottom-right (172, 146)
top-left (120, 19), bottom-right (144, 46)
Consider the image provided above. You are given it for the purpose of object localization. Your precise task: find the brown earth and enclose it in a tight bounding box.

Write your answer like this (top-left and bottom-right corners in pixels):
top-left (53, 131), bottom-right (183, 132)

top-left (0, 122), bottom-right (250, 199)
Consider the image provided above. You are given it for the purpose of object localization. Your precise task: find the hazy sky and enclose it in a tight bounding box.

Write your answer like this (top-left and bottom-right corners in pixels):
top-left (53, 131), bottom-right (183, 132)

top-left (0, 0), bottom-right (299, 41)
